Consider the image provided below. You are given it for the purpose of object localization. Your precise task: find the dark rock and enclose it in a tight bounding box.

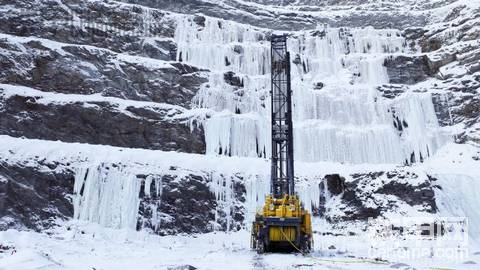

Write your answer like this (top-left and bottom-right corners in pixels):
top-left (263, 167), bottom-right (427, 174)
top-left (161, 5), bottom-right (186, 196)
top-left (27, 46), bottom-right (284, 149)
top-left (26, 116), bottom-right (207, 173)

top-left (292, 54), bottom-right (301, 65)
top-left (0, 0), bottom-right (177, 60)
top-left (377, 84), bottom-right (406, 99)
top-left (0, 38), bottom-right (207, 107)
top-left (139, 174), bottom-right (217, 235)
top-left (325, 174), bottom-right (345, 195)
top-left (168, 265), bottom-right (197, 270)
top-left (313, 82), bottom-right (324, 90)
top-left (0, 93), bottom-right (205, 153)
top-left (223, 71), bottom-right (244, 87)
top-left (0, 162), bottom-right (74, 231)
top-left (193, 15), bottom-right (206, 27)
top-left (384, 55), bottom-right (436, 84)
top-left (390, 262), bottom-right (411, 269)
top-left (427, 53), bottom-right (457, 72)
top-left (138, 172), bottom-right (246, 235)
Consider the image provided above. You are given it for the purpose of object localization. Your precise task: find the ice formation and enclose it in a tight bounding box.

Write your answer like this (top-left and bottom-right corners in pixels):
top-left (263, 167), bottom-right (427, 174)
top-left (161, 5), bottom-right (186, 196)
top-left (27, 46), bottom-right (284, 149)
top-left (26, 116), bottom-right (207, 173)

top-left (175, 16), bottom-right (449, 164)
top-left (73, 165), bottom-right (142, 229)
top-left (210, 172), bottom-right (235, 230)
top-left (70, 166), bottom-right (327, 232)
top-left (73, 165), bottom-right (165, 230)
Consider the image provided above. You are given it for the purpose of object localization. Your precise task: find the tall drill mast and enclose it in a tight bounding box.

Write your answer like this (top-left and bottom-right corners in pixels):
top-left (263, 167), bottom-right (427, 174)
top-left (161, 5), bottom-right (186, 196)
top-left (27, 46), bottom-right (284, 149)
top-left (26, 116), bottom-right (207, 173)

top-left (270, 34), bottom-right (295, 198)
top-left (251, 34), bottom-right (312, 253)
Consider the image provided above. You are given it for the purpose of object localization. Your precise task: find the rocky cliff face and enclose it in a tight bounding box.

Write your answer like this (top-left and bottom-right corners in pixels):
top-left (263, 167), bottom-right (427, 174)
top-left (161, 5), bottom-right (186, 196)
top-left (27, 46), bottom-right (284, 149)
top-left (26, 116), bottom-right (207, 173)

top-left (0, 0), bottom-right (478, 235)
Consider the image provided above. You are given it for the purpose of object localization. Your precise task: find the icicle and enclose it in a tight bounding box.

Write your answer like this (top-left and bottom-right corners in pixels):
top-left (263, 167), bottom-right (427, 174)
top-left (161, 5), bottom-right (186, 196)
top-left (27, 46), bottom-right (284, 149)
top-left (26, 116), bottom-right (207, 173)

top-left (144, 175), bottom-right (153, 197)
top-left (154, 177), bottom-right (162, 197)
top-left (209, 172), bottom-right (237, 231)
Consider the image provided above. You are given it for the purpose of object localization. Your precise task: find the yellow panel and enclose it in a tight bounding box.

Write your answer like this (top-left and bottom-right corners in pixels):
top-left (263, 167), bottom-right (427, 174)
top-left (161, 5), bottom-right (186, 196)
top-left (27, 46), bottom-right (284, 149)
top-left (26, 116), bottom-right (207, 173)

top-left (269, 226), bottom-right (296, 242)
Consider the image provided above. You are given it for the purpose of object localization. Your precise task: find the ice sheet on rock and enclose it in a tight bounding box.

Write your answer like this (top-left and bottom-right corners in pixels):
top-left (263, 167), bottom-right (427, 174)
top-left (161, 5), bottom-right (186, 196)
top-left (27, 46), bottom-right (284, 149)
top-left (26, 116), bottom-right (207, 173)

top-left (175, 17), bottom-right (268, 76)
top-left (175, 15), bottom-right (449, 164)
top-left (433, 173), bottom-right (480, 239)
top-left (296, 177), bottom-right (324, 215)
top-left (204, 112), bottom-right (269, 158)
top-left (392, 93), bottom-right (450, 163)
top-left (73, 164), bottom-right (141, 230)
top-left (294, 123), bottom-right (405, 163)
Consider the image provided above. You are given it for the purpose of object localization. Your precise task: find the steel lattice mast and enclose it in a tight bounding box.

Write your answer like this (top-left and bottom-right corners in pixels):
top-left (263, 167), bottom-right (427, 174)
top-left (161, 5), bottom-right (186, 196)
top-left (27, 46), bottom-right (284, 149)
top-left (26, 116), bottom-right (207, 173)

top-left (270, 34), bottom-right (295, 198)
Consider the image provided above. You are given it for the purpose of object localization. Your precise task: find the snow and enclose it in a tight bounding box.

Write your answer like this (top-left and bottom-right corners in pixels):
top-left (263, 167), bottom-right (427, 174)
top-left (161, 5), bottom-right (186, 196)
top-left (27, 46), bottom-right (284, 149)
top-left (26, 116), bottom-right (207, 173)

top-left (1, 221), bottom-right (479, 270)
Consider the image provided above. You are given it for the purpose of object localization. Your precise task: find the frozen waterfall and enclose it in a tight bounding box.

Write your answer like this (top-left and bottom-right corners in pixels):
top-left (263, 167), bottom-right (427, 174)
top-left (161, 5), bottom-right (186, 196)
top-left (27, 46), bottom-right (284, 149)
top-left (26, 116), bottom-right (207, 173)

top-left (174, 16), bottom-right (449, 164)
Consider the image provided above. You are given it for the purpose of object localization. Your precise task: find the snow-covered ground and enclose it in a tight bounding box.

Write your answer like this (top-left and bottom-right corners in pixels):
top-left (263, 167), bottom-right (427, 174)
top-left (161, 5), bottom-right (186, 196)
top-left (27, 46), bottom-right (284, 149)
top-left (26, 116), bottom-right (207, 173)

top-left (1, 220), bottom-right (479, 270)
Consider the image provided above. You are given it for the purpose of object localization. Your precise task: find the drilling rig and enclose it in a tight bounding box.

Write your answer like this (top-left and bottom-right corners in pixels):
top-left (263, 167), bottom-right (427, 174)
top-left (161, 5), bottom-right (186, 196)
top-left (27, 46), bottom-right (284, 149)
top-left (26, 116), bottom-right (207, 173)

top-left (251, 34), bottom-right (313, 253)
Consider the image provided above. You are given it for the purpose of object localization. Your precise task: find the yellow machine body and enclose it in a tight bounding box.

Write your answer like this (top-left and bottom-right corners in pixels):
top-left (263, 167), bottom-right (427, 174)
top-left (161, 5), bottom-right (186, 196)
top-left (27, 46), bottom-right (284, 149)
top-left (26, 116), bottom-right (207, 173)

top-left (251, 194), bottom-right (313, 253)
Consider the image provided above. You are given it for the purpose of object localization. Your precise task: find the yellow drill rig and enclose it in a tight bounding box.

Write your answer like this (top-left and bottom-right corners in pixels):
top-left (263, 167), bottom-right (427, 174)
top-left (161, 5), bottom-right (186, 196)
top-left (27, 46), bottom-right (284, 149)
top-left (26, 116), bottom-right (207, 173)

top-left (251, 34), bottom-right (313, 253)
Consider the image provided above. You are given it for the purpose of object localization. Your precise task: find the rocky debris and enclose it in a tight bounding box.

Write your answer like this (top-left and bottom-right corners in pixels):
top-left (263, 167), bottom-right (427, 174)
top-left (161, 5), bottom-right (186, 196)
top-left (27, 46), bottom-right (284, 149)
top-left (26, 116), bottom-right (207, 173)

top-left (0, 244), bottom-right (16, 255)
top-left (0, 161), bottom-right (74, 231)
top-left (0, 93), bottom-right (205, 153)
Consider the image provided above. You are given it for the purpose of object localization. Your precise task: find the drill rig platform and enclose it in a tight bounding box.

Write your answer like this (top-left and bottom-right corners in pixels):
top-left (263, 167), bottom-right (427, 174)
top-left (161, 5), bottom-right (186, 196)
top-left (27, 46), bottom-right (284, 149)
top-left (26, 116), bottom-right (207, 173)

top-left (251, 34), bottom-right (313, 254)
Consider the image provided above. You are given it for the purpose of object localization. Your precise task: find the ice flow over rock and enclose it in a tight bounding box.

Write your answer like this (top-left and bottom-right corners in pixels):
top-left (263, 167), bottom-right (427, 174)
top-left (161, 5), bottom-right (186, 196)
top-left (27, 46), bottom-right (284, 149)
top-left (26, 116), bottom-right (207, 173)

top-left (175, 16), bottom-right (449, 164)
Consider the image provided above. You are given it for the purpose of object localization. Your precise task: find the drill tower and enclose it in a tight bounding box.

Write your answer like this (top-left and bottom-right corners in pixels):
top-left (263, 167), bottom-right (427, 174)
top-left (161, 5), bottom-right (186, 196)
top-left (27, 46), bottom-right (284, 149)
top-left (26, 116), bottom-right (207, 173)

top-left (270, 34), bottom-right (295, 198)
top-left (251, 35), bottom-right (313, 253)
